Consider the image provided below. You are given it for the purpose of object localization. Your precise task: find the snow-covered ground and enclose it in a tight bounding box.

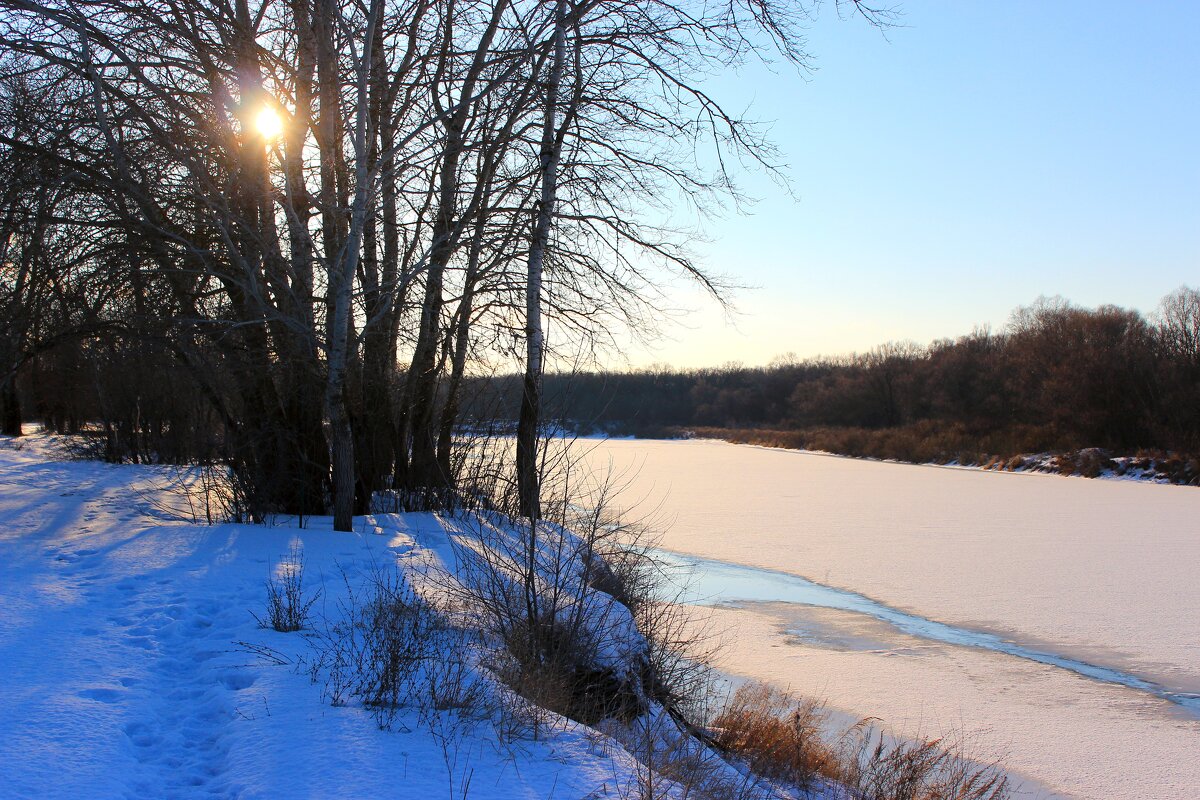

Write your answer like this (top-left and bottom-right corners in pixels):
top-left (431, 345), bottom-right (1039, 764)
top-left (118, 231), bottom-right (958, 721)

top-left (577, 438), bottom-right (1200, 800)
top-left (0, 434), bottom-right (670, 799)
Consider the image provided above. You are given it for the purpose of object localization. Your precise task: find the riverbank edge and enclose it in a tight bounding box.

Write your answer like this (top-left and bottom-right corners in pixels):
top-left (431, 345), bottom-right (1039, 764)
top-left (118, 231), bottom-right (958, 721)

top-left (636, 426), bottom-right (1200, 486)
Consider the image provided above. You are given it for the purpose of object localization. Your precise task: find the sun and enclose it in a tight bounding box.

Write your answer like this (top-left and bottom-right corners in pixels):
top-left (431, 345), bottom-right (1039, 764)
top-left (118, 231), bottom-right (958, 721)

top-left (254, 105), bottom-right (282, 139)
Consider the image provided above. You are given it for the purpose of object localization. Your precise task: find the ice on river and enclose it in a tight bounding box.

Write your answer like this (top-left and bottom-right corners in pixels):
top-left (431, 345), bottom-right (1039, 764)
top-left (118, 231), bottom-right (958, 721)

top-left (576, 438), bottom-right (1200, 800)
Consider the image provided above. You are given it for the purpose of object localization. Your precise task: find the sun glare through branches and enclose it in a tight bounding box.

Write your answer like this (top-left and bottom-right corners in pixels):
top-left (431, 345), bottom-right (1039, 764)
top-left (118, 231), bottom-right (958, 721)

top-left (254, 105), bottom-right (282, 139)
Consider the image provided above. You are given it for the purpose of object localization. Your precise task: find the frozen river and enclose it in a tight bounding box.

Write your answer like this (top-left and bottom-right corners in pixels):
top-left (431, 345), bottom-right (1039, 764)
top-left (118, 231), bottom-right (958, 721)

top-left (577, 438), bottom-right (1200, 799)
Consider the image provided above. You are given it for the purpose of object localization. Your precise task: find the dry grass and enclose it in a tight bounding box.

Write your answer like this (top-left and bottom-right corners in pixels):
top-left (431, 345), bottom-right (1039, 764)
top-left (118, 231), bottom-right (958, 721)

top-left (712, 683), bottom-right (834, 793)
top-left (712, 682), bottom-right (1011, 800)
top-left (835, 722), bottom-right (1010, 800)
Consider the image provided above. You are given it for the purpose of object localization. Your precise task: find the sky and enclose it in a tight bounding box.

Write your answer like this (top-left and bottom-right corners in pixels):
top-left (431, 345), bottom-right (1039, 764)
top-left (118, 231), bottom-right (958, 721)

top-left (618, 1), bottom-right (1200, 369)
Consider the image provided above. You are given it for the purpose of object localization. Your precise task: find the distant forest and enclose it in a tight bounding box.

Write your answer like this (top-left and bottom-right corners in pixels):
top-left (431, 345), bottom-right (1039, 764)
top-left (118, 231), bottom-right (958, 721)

top-left (468, 290), bottom-right (1200, 470)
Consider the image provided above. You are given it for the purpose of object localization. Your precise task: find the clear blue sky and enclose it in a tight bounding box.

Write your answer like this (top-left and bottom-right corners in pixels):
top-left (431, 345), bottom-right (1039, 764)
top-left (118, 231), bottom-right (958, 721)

top-left (622, 1), bottom-right (1200, 368)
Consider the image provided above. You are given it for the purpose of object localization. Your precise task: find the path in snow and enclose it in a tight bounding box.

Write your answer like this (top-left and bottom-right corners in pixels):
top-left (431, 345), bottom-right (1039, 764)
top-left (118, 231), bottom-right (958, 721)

top-left (0, 448), bottom-right (257, 797)
top-left (0, 437), bottom-right (652, 800)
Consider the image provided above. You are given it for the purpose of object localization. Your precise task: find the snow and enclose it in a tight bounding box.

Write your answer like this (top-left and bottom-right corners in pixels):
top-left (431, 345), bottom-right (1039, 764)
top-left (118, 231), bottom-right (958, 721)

top-left (10, 426), bottom-right (1194, 798)
top-left (576, 438), bottom-right (1200, 800)
top-left (0, 434), bottom-right (659, 799)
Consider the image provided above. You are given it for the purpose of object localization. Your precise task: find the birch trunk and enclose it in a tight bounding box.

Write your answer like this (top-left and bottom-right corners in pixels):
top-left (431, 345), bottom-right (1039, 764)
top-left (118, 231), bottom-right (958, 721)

top-left (516, 0), bottom-right (569, 520)
top-left (322, 0), bottom-right (380, 530)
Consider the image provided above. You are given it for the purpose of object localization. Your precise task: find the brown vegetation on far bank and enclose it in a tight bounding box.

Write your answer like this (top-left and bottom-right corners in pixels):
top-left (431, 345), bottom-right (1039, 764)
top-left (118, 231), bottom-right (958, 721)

top-left (677, 424), bottom-right (1200, 486)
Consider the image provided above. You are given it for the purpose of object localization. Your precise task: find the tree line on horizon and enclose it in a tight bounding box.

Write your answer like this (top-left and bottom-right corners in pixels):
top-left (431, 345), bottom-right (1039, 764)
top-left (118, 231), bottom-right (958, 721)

top-left (0, 0), bottom-right (892, 526)
top-left (467, 290), bottom-right (1200, 461)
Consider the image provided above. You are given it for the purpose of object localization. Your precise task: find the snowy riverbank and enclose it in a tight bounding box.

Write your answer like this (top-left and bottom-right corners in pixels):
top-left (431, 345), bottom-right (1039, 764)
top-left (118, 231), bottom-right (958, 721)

top-left (0, 436), bottom-right (658, 798)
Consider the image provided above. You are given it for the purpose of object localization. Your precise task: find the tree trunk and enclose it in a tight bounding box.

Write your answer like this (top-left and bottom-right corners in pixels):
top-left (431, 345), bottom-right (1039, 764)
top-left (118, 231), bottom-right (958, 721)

top-left (436, 262), bottom-right (480, 479)
top-left (517, 0), bottom-right (569, 520)
top-left (405, 0), bottom-right (512, 496)
top-left (322, 0), bottom-right (381, 530)
top-left (1, 377), bottom-right (20, 437)
top-left (354, 6), bottom-right (402, 506)
top-left (314, 0), bottom-right (354, 530)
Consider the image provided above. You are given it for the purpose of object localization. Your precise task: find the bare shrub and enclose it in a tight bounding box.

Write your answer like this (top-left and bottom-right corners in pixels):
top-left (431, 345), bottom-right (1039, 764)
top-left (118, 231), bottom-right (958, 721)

top-left (135, 462), bottom-right (277, 526)
top-left (445, 448), bottom-right (723, 744)
top-left (450, 508), bottom-right (645, 730)
top-left (309, 566), bottom-right (480, 729)
top-left (631, 577), bottom-right (723, 745)
top-left (57, 426), bottom-right (111, 461)
top-left (255, 548), bottom-right (319, 632)
top-left (371, 424), bottom-right (517, 515)
top-left (1076, 448), bottom-right (1109, 478)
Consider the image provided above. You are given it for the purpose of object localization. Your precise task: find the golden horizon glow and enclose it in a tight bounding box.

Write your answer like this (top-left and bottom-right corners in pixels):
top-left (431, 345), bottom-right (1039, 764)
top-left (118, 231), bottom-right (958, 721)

top-left (254, 105), bottom-right (282, 139)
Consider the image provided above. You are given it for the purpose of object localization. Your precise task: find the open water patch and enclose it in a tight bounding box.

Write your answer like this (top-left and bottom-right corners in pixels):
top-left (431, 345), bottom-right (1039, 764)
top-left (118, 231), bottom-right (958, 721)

top-left (656, 548), bottom-right (1200, 716)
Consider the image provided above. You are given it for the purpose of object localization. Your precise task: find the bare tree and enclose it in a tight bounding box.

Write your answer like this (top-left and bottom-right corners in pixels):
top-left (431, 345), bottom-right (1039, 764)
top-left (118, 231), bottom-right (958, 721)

top-left (0, 0), bottom-right (898, 522)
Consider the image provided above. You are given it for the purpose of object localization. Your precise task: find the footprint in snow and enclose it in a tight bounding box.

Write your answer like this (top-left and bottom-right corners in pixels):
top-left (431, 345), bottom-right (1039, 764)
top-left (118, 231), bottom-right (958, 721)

top-left (219, 672), bottom-right (255, 691)
top-left (123, 721), bottom-right (158, 749)
top-left (77, 687), bottom-right (124, 703)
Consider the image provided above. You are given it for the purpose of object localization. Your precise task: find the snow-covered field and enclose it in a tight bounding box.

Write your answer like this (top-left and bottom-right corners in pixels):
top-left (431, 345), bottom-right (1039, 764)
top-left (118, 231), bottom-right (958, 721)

top-left (0, 435), bottom-right (661, 799)
top-left (577, 438), bottom-right (1200, 800)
